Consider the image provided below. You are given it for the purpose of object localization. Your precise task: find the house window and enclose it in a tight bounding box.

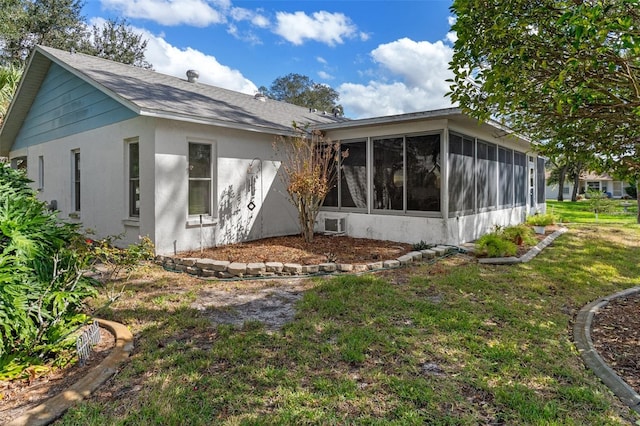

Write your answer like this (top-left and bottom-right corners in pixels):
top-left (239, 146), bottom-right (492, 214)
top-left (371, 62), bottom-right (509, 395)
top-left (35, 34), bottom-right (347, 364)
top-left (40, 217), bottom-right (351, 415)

top-left (188, 142), bottom-right (212, 216)
top-left (324, 140), bottom-right (368, 209)
top-left (448, 132), bottom-right (475, 215)
top-left (10, 156), bottom-right (27, 170)
top-left (514, 151), bottom-right (527, 206)
top-left (72, 150), bottom-right (80, 212)
top-left (613, 181), bottom-right (623, 197)
top-left (38, 155), bottom-right (44, 190)
top-left (498, 147), bottom-right (513, 207)
top-left (406, 134), bottom-right (441, 212)
top-left (373, 137), bottom-right (404, 210)
top-left (563, 186), bottom-right (570, 195)
top-left (476, 140), bottom-right (497, 211)
top-left (536, 157), bottom-right (546, 204)
top-left (586, 181), bottom-right (600, 192)
top-left (128, 142), bottom-right (140, 217)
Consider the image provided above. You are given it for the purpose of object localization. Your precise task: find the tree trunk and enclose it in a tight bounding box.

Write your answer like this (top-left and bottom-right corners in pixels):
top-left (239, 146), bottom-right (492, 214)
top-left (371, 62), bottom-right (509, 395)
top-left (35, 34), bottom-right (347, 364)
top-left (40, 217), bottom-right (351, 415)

top-left (637, 181), bottom-right (640, 224)
top-left (571, 162), bottom-right (583, 202)
top-left (557, 164), bottom-right (567, 202)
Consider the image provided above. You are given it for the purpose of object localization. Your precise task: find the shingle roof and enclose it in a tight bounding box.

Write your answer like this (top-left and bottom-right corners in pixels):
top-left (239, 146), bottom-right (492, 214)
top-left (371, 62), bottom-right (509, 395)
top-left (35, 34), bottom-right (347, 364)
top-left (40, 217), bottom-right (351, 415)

top-left (1, 45), bottom-right (347, 155)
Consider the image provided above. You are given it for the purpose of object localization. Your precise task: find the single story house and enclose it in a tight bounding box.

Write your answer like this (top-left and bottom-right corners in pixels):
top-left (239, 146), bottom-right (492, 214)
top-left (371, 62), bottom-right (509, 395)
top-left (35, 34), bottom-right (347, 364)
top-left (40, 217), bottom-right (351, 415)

top-left (0, 45), bottom-right (545, 255)
top-left (546, 171), bottom-right (631, 199)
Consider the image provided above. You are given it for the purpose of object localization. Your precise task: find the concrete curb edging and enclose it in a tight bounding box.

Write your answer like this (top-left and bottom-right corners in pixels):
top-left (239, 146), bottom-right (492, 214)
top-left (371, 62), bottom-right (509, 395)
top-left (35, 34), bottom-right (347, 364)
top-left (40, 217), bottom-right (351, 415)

top-left (574, 287), bottom-right (640, 414)
top-left (157, 245), bottom-right (459, 279)
top-left (7, 319), bottom-right (134, 426)
top-left (478, 226), bottom-right (568, 265)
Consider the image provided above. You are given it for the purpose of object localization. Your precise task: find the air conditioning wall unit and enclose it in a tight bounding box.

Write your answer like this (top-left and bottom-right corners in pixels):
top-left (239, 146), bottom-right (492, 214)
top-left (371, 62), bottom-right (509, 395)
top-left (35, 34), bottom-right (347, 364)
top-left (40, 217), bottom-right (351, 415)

top-left (324, 217), bottom-right (346, 234)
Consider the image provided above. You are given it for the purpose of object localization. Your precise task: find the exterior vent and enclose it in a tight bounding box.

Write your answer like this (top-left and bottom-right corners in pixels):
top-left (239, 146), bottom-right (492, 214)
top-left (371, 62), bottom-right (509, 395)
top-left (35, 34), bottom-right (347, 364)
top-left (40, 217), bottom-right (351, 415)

top-left (254, 93), bottom-right (266, 102)
top-left (324, 217), bottom-right (346, 234)
top-left (186, 69), bottom-right (199, 83)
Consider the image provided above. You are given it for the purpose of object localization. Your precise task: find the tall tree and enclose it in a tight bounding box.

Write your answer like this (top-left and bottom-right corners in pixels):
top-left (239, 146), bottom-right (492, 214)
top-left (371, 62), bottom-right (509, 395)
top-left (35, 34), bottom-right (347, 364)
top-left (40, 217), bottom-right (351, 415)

top-left (78, 18), bottom-right (153, 69)
top-left (449, 0), bottom-right (640, 221)
top-left (0, 64), bottom-right (22, 126)
top-left (261, 73), bottom-right (342, 114)
top-left (0, 0), bottom-right (86, 66)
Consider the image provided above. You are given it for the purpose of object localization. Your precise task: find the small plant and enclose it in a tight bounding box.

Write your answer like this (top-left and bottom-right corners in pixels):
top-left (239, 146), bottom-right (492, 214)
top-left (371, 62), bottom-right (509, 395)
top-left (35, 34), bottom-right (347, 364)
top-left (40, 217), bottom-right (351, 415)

top-left (586, 189), bottom-right (614, 220)
top-left (325, 251), bottom-right (338, 263)
top-left (88, 234), bottom-right (155, 280)
top-left (502, 224), bottom-right (537, 246)
top-left (412, 240), bottom-right (431, 251)
top-left (525, 213), bottom-right (556, 227)
top-left (475, 233), bottom-right (517, 257)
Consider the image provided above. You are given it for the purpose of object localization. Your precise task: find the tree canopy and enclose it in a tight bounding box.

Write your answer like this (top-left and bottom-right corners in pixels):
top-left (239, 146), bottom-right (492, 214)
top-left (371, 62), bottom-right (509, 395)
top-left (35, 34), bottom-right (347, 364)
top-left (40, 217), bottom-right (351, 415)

top-left (449, 0), bottom-right (640, 221)
top-left (0, 0), bottom-right (86, 66)
top-left (260, 73), bottom-right (342, 114)
top-left (0, 1), bottom-right (152, 69)
top-left (78, 18), bottom-right (153, 69)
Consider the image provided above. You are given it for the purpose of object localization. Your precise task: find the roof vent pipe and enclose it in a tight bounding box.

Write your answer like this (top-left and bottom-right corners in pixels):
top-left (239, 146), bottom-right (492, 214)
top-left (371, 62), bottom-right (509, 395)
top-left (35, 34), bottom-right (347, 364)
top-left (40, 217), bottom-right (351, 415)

top-left (186, 70), bottom-right (199, 83)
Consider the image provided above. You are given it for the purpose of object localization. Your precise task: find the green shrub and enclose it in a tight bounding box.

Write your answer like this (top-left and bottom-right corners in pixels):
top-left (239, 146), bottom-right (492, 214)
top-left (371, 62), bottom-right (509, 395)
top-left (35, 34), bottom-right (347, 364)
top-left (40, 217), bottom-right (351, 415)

top-left (88, 233), bottom-right (155, 280)
top-left (586, 189), bottom-right (614, 215)
top-left (0, 163), bottom-right (98, 379)
top-left (412, 240), bottom-right (431, 251)
top-left (476, 233), bottom-right (517, 258)
top-left (525, 213), bottom-right (556, 226)
top-left (502, 224), bottom-right (537, 246)
top-left (624, 185), bottom-right (637, 199)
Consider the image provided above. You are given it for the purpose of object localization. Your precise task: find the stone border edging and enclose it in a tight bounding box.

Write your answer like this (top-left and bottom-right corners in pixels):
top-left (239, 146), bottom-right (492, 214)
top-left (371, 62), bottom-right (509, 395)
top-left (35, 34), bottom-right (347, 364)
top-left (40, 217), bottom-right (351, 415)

top-left (156, 245), bottom-right (460, 279)
top-left (7, 319), bottom-right (134, 426)
top-left (478, 226), bottom-right (568, 265)
top-left (574, 287), bottom-right (640, 414)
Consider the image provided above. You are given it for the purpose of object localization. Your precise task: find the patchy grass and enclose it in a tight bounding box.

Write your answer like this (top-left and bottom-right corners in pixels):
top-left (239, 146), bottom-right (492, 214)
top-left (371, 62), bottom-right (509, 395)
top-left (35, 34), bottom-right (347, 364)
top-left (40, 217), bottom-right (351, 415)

top-left (58, 225), bottom-right (640, 425)
top-left (548, 199), bottom-right (638, 224)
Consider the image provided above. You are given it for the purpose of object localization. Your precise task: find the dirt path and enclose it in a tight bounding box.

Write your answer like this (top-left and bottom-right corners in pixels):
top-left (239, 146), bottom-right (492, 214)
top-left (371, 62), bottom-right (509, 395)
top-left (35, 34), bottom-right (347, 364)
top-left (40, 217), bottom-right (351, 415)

top-left (191, 278), bottom-right (315, 331)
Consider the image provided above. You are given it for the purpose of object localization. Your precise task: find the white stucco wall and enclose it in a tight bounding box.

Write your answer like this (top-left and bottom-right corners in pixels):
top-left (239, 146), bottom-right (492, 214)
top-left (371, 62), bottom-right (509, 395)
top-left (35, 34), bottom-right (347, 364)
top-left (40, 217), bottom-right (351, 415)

top-left (9, 116), bottom-right (156, 248)
top-left (317, 206), bottom-right (529, 246)
top-left (152, 120), bottom-right (300, 255)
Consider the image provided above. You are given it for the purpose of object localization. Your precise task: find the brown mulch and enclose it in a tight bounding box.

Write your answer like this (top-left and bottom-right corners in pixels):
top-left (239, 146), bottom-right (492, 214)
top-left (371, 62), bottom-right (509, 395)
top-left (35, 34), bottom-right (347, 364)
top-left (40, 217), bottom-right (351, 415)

top-left (590, 292), bottom-right (640, 394)
top-left (180, 234), bottom-right (414, 265)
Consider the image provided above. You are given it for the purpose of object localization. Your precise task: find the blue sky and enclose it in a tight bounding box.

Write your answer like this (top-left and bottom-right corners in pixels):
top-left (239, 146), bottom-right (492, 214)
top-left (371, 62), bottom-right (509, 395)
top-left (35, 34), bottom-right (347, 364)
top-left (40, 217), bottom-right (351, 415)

top-left (82, 0), bottom-right (456, 118)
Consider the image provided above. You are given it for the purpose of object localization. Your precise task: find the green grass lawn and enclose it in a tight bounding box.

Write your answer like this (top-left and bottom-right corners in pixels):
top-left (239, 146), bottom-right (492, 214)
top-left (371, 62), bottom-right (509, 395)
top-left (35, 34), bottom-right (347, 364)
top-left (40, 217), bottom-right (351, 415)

top-left (60, 224), bottom-right (640, 425)
top-left (548, 199), bottom-right (639, 224)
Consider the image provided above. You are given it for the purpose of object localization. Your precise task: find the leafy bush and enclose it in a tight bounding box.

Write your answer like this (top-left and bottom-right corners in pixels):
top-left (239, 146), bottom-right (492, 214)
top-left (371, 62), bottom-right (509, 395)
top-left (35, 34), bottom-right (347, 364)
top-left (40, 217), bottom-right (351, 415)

top-left (525, 213), bottom-right (556, 226)
top-left (475, 233), bottom-right (517, 258)
top-left (0, 163), bottom-right (98, 379)
top-left (586, 189), bottom-right (614, 215)
top-left (412, 240), bottom-right (431, 251)
top-left (502, 224), bottom-right (537, 246)
top-left (88, 233), bottom-right (155, 280)
top-left (624, 185), bottom-right (637, 199)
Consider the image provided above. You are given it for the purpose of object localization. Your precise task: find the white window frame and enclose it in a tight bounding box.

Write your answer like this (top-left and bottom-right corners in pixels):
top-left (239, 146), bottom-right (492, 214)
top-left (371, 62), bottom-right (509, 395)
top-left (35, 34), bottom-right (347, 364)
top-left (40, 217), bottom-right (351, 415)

top-left (71, 149), bottom-right (81, 213)
top-left (38, 155), bottom-right (44, 190)
top-left (187, 140), bottom-right (216, 223)
top-left (613, 181), bottom-right (623, 197)
top-left (127, 139), bottom-right (140, 218)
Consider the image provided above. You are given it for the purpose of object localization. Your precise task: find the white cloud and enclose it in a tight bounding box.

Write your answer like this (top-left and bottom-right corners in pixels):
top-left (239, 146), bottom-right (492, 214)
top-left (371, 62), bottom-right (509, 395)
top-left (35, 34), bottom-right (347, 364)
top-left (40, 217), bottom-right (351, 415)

top-left (339, 37), bottom-right (455, 118)
top-left (273, 11), bottom-right (357, 46)
top-left (101, 0), bottom-right (227, 27)
top-left (140, 29), bottom-right (258, 94)
top-left (317, 70), bottom-right (333, 80)
top-left (230, 7), bottom-right (269, 28)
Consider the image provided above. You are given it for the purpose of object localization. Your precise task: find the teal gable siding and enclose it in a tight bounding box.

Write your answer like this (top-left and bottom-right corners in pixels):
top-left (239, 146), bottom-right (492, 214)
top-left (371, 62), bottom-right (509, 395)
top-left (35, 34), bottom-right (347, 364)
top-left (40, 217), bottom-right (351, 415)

top-left (13, 63), bottom-right (137, 150)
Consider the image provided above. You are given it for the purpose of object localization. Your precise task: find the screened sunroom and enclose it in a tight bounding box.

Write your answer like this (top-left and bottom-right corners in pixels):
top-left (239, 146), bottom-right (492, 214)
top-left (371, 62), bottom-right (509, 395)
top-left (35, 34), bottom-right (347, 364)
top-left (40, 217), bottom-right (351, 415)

top-left (317, 108), bottom-right (545, 246)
